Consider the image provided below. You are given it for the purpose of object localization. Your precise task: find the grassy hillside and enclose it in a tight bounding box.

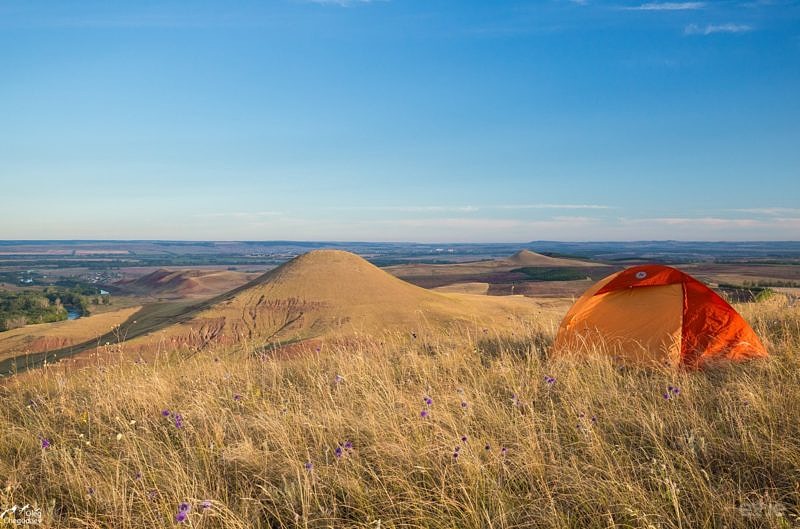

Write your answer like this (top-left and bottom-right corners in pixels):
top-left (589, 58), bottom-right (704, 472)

top-left (0, 297), bottom-right (798, 528)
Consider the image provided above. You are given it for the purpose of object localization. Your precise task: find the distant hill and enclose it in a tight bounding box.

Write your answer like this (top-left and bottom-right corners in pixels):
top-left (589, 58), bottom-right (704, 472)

top-left (504, 249), bottom-right (597, 268)
top-left (121, 250), bottom-right (552, 353)
top-left (116, 269), bottom-right (257, 298)
top-left (385, 249), bottom-right (603, 285)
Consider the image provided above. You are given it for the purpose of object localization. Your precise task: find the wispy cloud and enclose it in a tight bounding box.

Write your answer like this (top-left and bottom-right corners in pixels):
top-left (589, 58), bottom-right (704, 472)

top-left (729, 207), bottom-right (800, 216)
top-left (380, 218), bottom-right (525, 229)
top-left (304, 0), bottom-right (384, 6)
top-left (684, 23), bottom-right (753, 34)
top-left (740, 0), bottom-right (783, 7)
top-left (373, 215), bottom-right (598, 231)
top-left (331, 204), bottom-right (611, 213)
top-left (627, 216), bottom-right (765, 227)
top-left (195, 211), bottom-right (283, 218)
top-left (490, 204), bottom-right (612, 210)
top-left (624, 2), bottom-right (706, 11)
top-left (330, 205), bottom-right (480, 213)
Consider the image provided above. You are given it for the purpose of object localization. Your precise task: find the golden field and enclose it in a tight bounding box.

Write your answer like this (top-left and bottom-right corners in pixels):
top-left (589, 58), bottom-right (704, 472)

top-left (1, 293), bottom-right (798, 528)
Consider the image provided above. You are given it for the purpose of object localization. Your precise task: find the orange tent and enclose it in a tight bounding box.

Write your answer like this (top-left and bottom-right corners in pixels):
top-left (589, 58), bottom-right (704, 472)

top-left (553, 265), bottom-right (767, 368)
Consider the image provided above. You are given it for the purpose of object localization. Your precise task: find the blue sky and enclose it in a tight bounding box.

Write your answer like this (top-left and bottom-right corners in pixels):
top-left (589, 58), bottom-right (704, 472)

top-left (1, 0), bottom-right (798, 242)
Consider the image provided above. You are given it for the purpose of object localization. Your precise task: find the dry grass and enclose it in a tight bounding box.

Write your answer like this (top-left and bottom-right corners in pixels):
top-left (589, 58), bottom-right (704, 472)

top-left (1, 298), bottom-right (799, 528)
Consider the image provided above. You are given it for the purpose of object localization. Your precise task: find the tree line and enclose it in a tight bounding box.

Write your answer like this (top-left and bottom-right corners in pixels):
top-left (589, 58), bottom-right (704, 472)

top-left (0, 287), bottom-right (95, 331)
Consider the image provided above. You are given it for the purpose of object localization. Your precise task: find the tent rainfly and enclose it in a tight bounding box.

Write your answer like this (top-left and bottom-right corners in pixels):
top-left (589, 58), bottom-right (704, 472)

top-left (553, 264), bottom-right (767, 368)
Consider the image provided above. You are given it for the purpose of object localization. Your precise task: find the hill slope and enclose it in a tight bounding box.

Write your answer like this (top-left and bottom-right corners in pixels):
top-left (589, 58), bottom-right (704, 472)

top-left (116, 269), bottom-right (257, 298)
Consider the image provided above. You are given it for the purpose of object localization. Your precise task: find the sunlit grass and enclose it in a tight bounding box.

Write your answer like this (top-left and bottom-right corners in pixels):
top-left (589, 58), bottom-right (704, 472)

top-left (1, 297), bottom-right (799, 528)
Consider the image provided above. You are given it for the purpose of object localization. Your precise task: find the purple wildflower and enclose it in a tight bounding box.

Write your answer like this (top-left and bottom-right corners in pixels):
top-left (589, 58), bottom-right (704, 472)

top-left (420, 410), bottom-right (429, 418)
top-left (671, 387), bottom-right (680, 395)
top-left (200, 500), bottom-right (211, 510)
top-left (334, 446), bottom-right (343, 458)
top-left (454, 446), bottom-right (461, 452)
top-left (461, 401), bottom-right (468, 409)
top-left (461, 435), bottom-right (468, 443)
top-left (544, 376), bottom-right (556, 385)
top-left (233, 394), bottom-right (242, 402)
top-left (484, 444), bottom-right (491, 451)
top-left (453, 451), bottom-right (459, 459)
top-left (178, 502), bottom-right (191, 513)
top-left (663, 393), bottom-right (670, 400)
top-left (334, 374), bottom-right (344, 384)
top-left (344, 440), bottom-right (353, 450)
top-left (591, 415), bottom-right (597, 424)
top-left (304, 461), bottom-right (313, 471)
top-left (161, 409), bottom-right (170, 417)
top-left (175, 511), bottom-right (187, 523)
top-left (174, 414), bottom-right (184, 429)
top-left (424, 396), bottom-right (433, 406)
top-left (501, 447), bottom-right (508, 456)
top-left (87, 487), bottom-right (95, 495)
top-left (40, 437), bottom-right (51, 449)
